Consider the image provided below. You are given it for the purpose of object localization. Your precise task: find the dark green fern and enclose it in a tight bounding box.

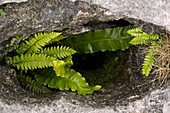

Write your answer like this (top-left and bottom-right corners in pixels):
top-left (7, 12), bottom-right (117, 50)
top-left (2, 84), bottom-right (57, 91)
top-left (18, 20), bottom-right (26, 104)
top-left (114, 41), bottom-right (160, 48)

top-left (17, 74), bottom-right (52, 94)
top-left (63, 26), bottom-right (134, 54)
top-left (6, 32), bottom-right (101, 95)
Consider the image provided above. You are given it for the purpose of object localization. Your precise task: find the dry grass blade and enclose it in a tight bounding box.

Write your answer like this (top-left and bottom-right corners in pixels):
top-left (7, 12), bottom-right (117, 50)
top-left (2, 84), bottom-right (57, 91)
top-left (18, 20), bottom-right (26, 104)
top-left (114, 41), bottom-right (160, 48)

top-left (152, 34), bottom-right (170, 85)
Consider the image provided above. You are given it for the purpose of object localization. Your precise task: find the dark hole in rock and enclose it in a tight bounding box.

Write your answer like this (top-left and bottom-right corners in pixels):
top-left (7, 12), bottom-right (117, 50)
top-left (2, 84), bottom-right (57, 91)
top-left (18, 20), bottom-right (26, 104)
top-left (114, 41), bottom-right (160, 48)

top-left (72, 50), bottom-right (130, 89)
top-left (69, 46), bottom-right (158, 107)
top-left (83, 19), bottom-right (132, 31)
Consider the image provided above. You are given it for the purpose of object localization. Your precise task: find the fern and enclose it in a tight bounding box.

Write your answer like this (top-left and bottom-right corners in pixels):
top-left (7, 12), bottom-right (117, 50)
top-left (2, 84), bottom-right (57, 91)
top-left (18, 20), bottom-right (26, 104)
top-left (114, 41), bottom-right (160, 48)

top-left (17, 74), bottom-right (52, 94)
top-left (128, 28), bottom-right (159, 76)
top-left (35, 68), bottom-right (101, 95)
top-left (142, 49), bottom-right (155, 76)
top-left (7, 53), bottom-right (56, 71)
top-left (16, 32), bottom-right (61, 54)
top-left (128, 28), bottom-right (159, 45)
top-left (40, 46), bottom-right (76, 59)
top-left (6, 31), bottom-right (101, 95)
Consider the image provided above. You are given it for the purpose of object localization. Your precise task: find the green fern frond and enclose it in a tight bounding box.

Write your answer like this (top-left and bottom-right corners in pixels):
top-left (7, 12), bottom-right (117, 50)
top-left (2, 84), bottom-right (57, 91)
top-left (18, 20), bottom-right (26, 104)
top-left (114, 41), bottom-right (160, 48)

top-left (6, 30), bottom-right (101, 95)
top-left (18, 74), bottom-right (52, 94)
top-left (7, 53), bottom-right (56, 71)
top-left (129, 36), bottom-right (148, 45)
top-left (40, 46), bottom-right (76, 59)
top-left (127, 28), bottom-right (143, 37)
top-left (142, 49), bottom-right (155, 76)
top-left (16, 32), bottom-right (61, 54)
top-left (35, 68), bottom-right (101, 95)
top-left (128, 28), bottom-right (159, 45)
top-left (63, 26), bottom-right (134, 53)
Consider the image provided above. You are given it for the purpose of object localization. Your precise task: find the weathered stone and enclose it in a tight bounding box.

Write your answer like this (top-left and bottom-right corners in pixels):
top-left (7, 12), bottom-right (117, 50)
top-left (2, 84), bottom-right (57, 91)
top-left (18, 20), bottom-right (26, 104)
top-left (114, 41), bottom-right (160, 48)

top-left (0, 46), bottom-right (169, 113)
top-left (0, 0), bottom-right (170, 113)
top-left (0, 0), bottom-right (169, 60)
top-left (0, 0), bottom-right (28, 5)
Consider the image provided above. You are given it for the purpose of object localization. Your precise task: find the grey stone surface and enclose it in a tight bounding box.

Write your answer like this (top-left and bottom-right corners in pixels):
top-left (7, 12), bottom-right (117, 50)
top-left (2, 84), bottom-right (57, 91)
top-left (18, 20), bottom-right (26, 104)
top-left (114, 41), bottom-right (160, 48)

top-left (0, 85), bottom-right (169, 113)
top-left (0, 0), bottom-right (28, 5)
top-left (0, 64), bottom-right (169, 113)
top-left (0, 0), bottom-right (170, 113)
top-left (83, 0), bottom-right (170, 31)
top-left (0, 0), bottom-right (168, 59)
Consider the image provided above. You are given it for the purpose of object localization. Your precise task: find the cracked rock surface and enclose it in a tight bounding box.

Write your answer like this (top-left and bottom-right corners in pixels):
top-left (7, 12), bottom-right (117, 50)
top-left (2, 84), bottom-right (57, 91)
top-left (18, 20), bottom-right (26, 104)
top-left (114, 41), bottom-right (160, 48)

top-left (0, 0), bottom-right (170, 113)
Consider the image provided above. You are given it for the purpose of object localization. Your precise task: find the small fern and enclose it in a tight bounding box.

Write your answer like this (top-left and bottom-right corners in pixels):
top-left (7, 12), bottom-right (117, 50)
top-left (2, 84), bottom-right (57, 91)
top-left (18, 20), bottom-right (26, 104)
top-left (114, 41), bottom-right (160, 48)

top-left (128, 28), bottom-right (159, 76)
top-left (6, 32), bottom-right (101, 95)
top-left (128, 28), bottom-right (159, 45)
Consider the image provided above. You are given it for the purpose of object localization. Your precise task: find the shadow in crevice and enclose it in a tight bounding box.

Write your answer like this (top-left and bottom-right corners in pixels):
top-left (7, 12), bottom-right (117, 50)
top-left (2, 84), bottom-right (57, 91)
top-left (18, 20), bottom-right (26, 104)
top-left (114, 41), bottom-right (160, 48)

top-left (72, 50), bottom-right (130, 89)
top-left (69, 46), bottom-right (158, 108)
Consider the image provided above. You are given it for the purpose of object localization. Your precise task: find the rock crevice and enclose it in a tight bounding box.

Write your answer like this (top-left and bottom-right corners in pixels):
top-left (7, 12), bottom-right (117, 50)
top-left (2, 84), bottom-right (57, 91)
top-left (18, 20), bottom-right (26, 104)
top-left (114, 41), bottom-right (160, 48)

top-left (0, 0), bottom-right (170, 113)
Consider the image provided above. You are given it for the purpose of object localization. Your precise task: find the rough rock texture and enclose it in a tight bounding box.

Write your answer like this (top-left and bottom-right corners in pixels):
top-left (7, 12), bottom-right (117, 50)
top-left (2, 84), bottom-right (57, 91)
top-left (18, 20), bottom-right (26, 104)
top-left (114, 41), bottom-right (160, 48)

top-left (1, 46), bottom-right (170, 113)
top-left (0, 0), bottom-right (170, 113)
top-left (84, 0), bottom-right (170, 31)
top-left (0, 0), bottom-right (28, 5)
top-left (0, 0), bottom-right (168, 59)
top-left (0, 64), bottom-right (170, 113)
top-left (0, 86), bottom-right (170, 113)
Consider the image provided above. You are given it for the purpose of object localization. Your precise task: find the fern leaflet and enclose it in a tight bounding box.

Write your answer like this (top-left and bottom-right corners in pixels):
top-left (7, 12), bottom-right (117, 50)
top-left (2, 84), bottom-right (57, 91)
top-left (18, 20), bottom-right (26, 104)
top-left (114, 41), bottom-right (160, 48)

top-left (7, 53), bottom-right (56, 71)
top-left (127, 28), bottom-right (143, 37)
top-left (40, 46), bottom-right (76, 59)
top-left (16, 32), bottom-right (61, 54)
top-left (142, 49), bottom-right (155, 76)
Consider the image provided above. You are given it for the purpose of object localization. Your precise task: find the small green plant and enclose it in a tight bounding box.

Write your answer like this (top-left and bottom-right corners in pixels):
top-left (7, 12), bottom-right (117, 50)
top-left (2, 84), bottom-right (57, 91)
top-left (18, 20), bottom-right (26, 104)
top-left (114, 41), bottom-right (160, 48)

top-left (127, 28), bottom-right (159, 76)
top-left (6, 32), bottom-right (101, 95)
top-left (0, 6), bottom-right (5, 17)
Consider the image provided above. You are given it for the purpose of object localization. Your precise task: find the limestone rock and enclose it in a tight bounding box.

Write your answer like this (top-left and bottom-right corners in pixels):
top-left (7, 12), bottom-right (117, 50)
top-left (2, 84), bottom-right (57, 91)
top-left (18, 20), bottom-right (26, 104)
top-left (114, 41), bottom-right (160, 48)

top-left (0, 0), bottom-right (28, 5)
top-left (0, 0), bottom-right (170, 113)
top-left (0, 0), bottom-right (168, 59)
